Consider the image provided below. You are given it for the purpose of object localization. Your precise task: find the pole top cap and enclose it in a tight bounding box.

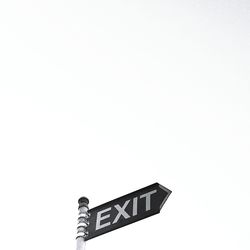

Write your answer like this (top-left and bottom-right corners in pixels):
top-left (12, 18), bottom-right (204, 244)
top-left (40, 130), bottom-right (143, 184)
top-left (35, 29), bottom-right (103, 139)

top-left (78, 196), bottom-right (89, 208)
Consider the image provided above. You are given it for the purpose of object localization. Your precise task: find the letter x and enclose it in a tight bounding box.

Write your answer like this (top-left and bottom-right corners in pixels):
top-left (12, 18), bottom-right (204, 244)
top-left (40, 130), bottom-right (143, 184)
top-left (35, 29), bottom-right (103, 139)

top-left (113, 200), bottom-right (130, 224)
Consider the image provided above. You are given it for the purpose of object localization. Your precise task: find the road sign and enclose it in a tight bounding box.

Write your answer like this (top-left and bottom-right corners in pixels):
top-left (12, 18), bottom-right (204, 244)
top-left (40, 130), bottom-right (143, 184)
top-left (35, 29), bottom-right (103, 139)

top-left (85, 182), bottom-right (171, 241)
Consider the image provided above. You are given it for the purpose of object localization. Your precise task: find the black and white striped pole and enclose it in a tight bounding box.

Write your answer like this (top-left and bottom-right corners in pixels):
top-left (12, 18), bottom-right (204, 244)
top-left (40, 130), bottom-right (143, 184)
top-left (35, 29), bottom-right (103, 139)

top-left (76, 197), bottom-right (90, 250)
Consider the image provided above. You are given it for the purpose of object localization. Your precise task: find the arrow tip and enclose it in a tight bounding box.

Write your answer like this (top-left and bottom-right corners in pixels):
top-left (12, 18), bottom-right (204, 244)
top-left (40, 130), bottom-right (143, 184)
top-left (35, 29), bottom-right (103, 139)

top-left (158, 184), bottom-right (172, 210)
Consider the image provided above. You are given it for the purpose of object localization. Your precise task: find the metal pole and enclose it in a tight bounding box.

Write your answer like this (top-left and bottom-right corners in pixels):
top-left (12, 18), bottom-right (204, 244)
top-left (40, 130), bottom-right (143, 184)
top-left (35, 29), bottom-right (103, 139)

top-left (76, 197), bottom-right (89, 250)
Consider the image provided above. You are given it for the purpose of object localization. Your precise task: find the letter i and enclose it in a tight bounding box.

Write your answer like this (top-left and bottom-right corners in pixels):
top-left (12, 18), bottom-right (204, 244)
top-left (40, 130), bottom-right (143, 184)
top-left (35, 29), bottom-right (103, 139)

top-left (133, 197), bottom-right (138, 216)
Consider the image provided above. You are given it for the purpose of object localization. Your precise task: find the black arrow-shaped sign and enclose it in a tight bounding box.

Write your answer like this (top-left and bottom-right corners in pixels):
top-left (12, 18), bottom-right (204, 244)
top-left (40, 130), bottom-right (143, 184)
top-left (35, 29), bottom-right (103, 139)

top-left (85, 182), bottom-right (171, 241)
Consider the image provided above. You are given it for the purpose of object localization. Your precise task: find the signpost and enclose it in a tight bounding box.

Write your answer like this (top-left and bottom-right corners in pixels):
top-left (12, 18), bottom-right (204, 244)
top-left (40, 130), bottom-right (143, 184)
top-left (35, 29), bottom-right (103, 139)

top-left (76, 182), bottom-right (171, 249)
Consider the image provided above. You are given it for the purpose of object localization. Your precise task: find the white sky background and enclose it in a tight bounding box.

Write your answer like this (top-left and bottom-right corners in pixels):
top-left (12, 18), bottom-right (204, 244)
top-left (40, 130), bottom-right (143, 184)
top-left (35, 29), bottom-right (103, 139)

top-left (0, 0), bottom-right (250, 249)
